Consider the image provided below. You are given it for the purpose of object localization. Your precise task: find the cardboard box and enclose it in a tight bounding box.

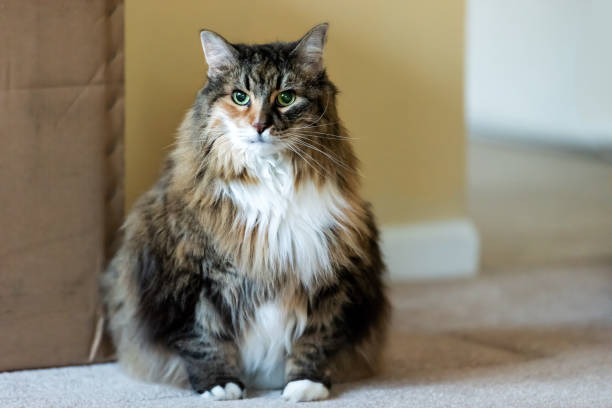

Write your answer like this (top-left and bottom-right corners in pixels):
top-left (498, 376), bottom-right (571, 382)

top-left (0, 0), bottom-right (124, 371)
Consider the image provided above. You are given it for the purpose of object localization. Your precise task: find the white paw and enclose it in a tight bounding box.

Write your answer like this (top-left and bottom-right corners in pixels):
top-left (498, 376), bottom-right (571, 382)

top-left (201, 382), bottom-right (244, 400)
top-left (282, 379), bottom-right (330, 402)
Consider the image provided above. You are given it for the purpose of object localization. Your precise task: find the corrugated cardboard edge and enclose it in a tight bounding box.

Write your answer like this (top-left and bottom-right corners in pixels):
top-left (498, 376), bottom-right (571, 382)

top-left (90, 0), bottom-right (124, 363)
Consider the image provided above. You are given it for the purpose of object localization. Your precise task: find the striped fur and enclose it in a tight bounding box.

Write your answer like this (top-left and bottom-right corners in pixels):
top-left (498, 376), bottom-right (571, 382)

top-left (100, 23), bottom-right (389, 402)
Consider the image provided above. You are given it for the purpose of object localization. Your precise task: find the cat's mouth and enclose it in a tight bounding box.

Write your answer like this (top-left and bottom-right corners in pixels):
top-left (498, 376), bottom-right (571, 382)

top-left (246, 128), bottom-right (277, 147)
top-left (248, 134), bottom-right (267, 144)
top-left (244, 134), bottom-right (282, 156)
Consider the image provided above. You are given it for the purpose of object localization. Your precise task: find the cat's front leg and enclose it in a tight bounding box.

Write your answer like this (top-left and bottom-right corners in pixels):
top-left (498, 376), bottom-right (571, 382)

top-left (172, 336), bottom-right (244, 400)
top-left (282, 339), bottom-right (332, 402)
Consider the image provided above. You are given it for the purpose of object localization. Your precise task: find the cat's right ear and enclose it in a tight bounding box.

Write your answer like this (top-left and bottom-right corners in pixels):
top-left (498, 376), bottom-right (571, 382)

top-left (199, 30), bottom-right (238, 77)
top-left (291, 23), bottom-right (329, 74)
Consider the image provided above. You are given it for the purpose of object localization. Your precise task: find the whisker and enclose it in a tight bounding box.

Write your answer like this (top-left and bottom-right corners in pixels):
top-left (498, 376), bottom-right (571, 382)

top-left (163, 139), bottom-right (183, 150)
top-left (192, 135), bottom-right (235, 183)
top-left (287, 131), bottom-right (354, 140)
top-left (286, 144), bottom-right (325, 178)
top-left (291, 139), bottom-right (355, 173)
top-left (285, 136), bottom-right (355, 156)
top-left (287, 120), bottom-right (340, 131)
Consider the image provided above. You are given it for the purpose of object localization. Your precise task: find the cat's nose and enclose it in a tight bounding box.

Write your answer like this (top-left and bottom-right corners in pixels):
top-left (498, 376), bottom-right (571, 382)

top-left (252, 122), bottom-right (269, 134)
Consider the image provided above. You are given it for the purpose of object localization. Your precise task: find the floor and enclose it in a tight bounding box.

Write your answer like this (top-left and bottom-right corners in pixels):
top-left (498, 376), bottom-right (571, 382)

top-left (469, 140), bottom-right (612, 272)
top-left (2, 141), bottom-right (611, 407)
top-left (1, 265), bottom-right (611, 408)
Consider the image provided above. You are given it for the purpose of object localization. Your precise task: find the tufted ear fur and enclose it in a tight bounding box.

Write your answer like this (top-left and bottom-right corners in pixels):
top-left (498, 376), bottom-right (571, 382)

top-left (199, 30), bottom-right (238, 77)
top-left (291, 23), bottom-right (328, 74)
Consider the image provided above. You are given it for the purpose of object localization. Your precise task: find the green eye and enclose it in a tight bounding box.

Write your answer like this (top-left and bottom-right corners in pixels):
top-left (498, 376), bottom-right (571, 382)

top-left (232, 90), bottom-right (250, 106)
top-left (276, 90), bottom-right (296, 107)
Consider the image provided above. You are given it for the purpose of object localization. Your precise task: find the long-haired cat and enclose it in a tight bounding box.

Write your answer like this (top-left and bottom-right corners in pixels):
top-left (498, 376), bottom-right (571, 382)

top-left (101, 23), bottom-right (389, 402)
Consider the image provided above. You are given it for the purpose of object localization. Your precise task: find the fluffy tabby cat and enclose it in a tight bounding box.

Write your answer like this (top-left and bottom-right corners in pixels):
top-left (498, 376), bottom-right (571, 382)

top-left (101, 23), bottom-right (389, 402)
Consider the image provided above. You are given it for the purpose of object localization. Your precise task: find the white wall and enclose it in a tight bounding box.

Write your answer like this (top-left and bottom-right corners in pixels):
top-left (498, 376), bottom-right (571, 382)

top-left (466, 0), bottom-right (612, 149)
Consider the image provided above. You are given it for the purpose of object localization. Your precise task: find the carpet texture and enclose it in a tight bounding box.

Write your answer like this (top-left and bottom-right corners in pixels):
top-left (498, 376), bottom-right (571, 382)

top-left (2, 266), bottom-right (611, 408)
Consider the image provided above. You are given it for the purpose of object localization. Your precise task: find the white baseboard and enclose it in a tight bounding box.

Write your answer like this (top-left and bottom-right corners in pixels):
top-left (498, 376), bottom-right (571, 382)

top-left (380, 218), bottom-right (480, 280)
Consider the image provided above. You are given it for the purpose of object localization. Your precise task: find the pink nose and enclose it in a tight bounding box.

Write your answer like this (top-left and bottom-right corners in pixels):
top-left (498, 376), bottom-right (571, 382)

top-left (253, 122), bottom-right (268, 134)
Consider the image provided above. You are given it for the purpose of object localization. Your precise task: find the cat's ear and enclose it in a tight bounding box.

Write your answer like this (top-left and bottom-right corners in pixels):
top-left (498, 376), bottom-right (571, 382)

top-left (291, 23), bottom-right (328, 74)
top-left (199, 30), bottom-right (238, 77)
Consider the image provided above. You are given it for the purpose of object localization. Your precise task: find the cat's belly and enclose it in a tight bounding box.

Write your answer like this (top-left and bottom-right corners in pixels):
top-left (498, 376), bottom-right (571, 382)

top-left (239, 301), bottom-right (306, 389)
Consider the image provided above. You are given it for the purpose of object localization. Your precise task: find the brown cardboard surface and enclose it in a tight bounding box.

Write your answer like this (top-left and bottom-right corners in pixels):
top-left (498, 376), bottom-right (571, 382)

top-left (0, 0), bottom-right (124, 370)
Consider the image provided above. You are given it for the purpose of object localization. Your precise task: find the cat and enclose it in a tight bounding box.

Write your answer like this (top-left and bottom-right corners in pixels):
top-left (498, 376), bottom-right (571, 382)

top-left (100, 23), bottom-right (389, 402)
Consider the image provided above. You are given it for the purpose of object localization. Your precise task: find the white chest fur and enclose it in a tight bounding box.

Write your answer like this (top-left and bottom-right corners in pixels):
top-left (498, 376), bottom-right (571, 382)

top-left (219, 156), bottom-right (348, 285)
top-left (215, 157), bottom-right (346, 388)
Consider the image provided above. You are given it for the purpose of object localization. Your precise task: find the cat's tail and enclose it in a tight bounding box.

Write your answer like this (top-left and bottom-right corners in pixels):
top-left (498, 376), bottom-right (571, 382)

top-left (99, 254), bottom-right (189, 388)
top-left (88, 314), bottom-right (106, 362)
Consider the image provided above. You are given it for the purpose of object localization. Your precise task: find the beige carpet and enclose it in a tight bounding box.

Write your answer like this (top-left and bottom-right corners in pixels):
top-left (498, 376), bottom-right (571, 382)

top-left (1, 265), bottom-right (611, 407)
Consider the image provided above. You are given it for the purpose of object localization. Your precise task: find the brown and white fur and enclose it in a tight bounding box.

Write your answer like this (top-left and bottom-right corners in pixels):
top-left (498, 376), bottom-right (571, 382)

top-left (100, 23), bottom-right (389, 402)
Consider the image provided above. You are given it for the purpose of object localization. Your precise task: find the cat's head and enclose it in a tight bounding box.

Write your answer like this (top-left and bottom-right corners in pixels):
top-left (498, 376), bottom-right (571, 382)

top-left (190, 24), bottom-right (354, 182)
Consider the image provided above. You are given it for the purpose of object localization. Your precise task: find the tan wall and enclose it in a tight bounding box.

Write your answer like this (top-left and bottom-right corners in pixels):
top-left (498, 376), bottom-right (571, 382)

top-left (125, 0), bottom-right (465, 225)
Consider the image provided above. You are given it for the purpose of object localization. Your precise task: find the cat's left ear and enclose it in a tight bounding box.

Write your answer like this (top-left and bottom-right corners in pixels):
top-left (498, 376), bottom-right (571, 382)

top-left (291, 23), bottom-right (328, 74)
top-left (199, 29), bottom-right (238, 77)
